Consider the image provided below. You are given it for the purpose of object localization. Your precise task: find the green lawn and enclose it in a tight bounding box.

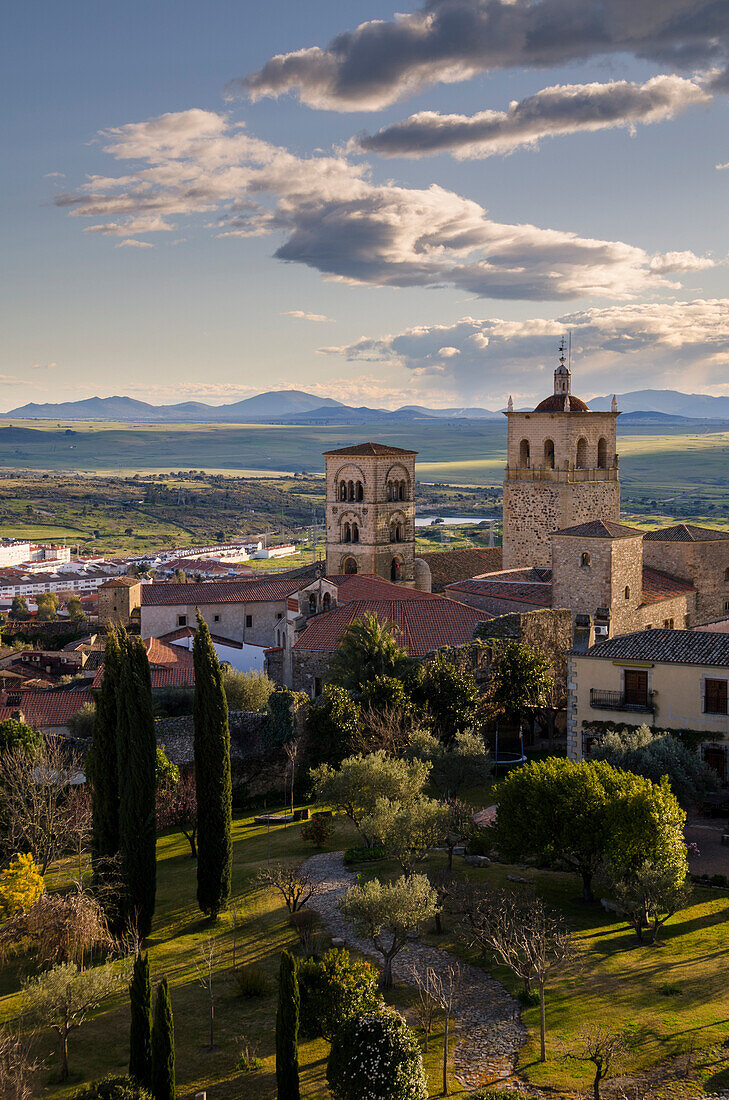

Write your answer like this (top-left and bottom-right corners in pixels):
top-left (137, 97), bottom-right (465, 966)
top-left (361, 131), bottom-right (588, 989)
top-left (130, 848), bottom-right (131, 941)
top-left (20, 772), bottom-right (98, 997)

top-left (3, 808), bottom-right (728, 1099)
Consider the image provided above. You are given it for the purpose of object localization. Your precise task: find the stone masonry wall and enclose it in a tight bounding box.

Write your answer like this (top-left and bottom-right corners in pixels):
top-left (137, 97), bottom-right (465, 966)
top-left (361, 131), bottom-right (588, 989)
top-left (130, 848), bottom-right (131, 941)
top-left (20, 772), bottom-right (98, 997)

top-left (504, 480), bottom-right (620, 569)
top-left (642, 538), bottom-right (729, 626)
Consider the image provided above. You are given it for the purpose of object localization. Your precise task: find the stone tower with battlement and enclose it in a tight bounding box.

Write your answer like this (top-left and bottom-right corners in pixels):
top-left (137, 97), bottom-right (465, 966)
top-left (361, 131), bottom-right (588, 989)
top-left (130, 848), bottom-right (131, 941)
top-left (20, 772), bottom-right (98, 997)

top-left (324, 442), bottom-right (420, 585)
top-left (502, 349), bottom-right (620, 569)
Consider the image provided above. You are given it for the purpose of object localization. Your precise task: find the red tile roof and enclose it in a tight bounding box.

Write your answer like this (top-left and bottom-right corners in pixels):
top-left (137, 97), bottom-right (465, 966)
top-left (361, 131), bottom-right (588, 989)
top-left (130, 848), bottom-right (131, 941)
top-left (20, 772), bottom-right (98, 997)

top-left (533, 393), bottom-right (590, 412)
top-left (640, 567), bottom-right (695, 605)
top-left (141, 578), bottom-right (305, 606)
top-left (420, 548), bottom-right (502, 593)
top-left (0, 690), bottom-right (95, 727)
top-left (643, 523), bottom-right (729, 543)
top-left (329, 574), bottom-right (438, 602)
top-left (293, 598), bottom-right (491, 657)
top-left (554, 520), bottom-right (642, 539)
top-left (447, 578), bottom-right (553, 607)
top-left (323, 442), bottom-right (417, 457)
top-left (156, 626), bottom-right (242, 649)
top-left (99, 576), bottom-right (140, 588)
top-left (93, 637), bottom-right (196, 688)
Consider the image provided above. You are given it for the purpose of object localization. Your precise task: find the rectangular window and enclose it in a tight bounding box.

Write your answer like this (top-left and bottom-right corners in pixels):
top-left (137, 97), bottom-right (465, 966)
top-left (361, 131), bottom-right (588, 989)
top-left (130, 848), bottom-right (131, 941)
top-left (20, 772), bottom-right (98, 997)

top-left (623, 669), bottom-right (648, 707)
top-left (177, 614), bottom-right (187, 628)
top-left (704, 678), bottom-right (728, 715)
top-left (213, 614), bottom-right (220, 623)
top-left (245, 614), bottom-right (252, 628)
top-left (724, 600), bottom-right (729, 612)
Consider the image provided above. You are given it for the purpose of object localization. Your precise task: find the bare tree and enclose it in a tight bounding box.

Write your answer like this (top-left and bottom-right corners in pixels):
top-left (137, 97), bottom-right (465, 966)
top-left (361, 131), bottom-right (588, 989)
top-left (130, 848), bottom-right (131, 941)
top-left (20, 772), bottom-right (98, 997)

top-left (352, 704), bottom-right (422, 757)
top-left (0, 738), bottom-right (85, 874)
top-left (283, 738), bottom-right (301, 817)
top-left (429, 965), bottom-right (461, 1096)
top-left (1, 883), bottom-right (113, 968)
top-left (410, 964), bottom-right (439, 1052)
top-left (196, 936), bottom-right (218, 1051)
top-left (256, 862), bottom-right (321, 914)
top-left (459, 889), bottom-right (574, 1062)
top-left (0, 1023), bottom-right (40, 1100)
top-left (563, 1027), bottom-right (627, 1100)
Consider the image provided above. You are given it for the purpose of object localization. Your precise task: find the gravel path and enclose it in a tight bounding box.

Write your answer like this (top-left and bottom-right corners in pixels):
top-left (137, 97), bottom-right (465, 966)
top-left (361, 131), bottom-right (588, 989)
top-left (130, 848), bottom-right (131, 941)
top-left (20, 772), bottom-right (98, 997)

top-left (303, 851), bottom-right (526, 1091)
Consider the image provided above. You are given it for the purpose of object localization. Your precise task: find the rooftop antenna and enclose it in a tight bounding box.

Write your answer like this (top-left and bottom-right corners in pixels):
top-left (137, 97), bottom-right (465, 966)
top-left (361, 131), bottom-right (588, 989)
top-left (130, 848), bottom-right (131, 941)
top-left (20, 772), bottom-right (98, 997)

top-left (558, 336), bottom-right (566, 368)
top-left (568, 330), bottom-right (572, 372)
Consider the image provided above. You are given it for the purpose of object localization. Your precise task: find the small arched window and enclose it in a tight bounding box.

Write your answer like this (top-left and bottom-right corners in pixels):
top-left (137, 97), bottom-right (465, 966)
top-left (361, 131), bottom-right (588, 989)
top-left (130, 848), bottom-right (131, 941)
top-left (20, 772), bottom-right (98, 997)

top-left (624, 585), bottom-right (630, 600)
top-left (352, 523), bottom-right (359, 543)
top-left (576, 437), bottom-right (588, 469)
top-left (322, 592), bottom-right (331, 611)
top-left (399, 481), bottom-right (406, 500)
top-left (519, 439), bottom-right (530, 468)
top-left (387, 480), bottom-right (393, 501)
top-left (308, 594), bottom-right (317, 614)
top-left (347, 480), bottom-right (355, 501)
top-left (391, 558), bottom-right (402, 582)
top-left (356, 481), bottom-right (363, 501)
top-left (544, 439), bottom-right (555, 469)
top-left (581, 552), bottom-right (590, 568)
top-left (344, 557), bottom-right (358, 575)
top-left (724, 567), bottom-right (729, 582)
top-left (597, 436), bottom-right (608, 469)
top-left (342, 523), bottom-right (351, 543)
top-left (339, 480), bottom-right (347, 501)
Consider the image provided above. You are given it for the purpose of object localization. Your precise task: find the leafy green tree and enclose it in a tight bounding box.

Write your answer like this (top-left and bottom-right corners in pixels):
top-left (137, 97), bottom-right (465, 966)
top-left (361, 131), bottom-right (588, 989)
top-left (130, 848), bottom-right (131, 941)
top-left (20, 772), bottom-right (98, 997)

top-left (221, 667), bottom-right (275, 713)
top-left (9, 596), bottom-right (30, 621)
top-left (362, 796), bottom-right (450, 877)
top-left (359, 674), bottom-right (413, 716)
top-left (306, 684), bottom-right (362, 768)
top-left (410, 729), bottom-right (491, 798)
top-left (155, 747), bottom-right (179, 789)
top-left (327, 614), bottom-right (409, 691)
top-left (298, 949), bottom-right (381, 1041)
top-left (68, 701), bottom-right (96, 741)
top-left (117, 634), bottom-right (157, 938)
top-left (310, 751), bottom-right (430, 847)
top-left (484, 640), bottom-right (553, 728)
top-left (151, 978), bottom-right (175, 1100)
top-left (193, 613), bottom-right (232, 919)
top-left (36, 593), bottom-right (60, 621)
top-left (67, 596), bottom-right (85, 621)
top-left (129, 952), bottom-right (152, 1090)
top-left (90, 630), bottom-right (122, 868)
top-left (275, 951), bottom-right (300, 1100)
top-left (592, 725), bottom-right (718, 807)
top-left (494, 758), bottom-right (670, 902)
top-left (327, 1010), bottom-right (428, 1100)
top-left (418, 653), bottom-right (483, 745)
top-left (338, 875), bottom-right (439, 989)
top-left (0, 716), bottom-right (40, 755)
top-left (603, 858), bottom-right (691, 943)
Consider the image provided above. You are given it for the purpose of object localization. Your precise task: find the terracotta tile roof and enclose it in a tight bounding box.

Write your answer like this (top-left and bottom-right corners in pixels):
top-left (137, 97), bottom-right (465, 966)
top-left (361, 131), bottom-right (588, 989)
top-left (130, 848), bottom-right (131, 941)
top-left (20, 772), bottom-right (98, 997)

top-left (640, 567), bottom-right (695, 605)
top-left (293, 597), bottom-right (491, 657)
top-left (554, 520), bottom-right (642, 539)
top-left (329, 574), bottom-right (438, 601)
top-left (0, 690), bottom-right (95, 727)
top-left (144, 637), bottom-right (195, 668)
top-left (156, 625), bottom-right (242, 649)
top-left (93, 636), bottom-right (196, 688)
top-left (148, 667), bottom-right (196, 688)
top-left (141, 578), bottom-right (305, 606)
top-left (534, 393), bottom-right (590, 412)
top-left (323, 442), bottom-right (418, 457)
top-left (447, 576), bottom-right (553, 607)
top-left (585, 628), bottom-right (729, 667)
top-left (643, 523), bottom-right (729, 543)
top-left (99, 576), bottom-right (139, 588)
top-left (420, 548), bottom-right (503, 593)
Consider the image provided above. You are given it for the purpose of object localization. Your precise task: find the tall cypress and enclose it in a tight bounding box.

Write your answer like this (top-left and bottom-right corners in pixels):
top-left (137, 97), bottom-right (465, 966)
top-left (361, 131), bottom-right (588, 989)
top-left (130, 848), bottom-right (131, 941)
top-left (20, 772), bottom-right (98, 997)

top-left (129, 951), bottom-right (153, 1089)
top-left (90, 628), bottom-right (122, 864)
top-left (117, 632), bottom-right (157, 938)
top-left (193, 612), bottom-right (232, 919)
top-left (276, 951), bottom-right (300, 1100)
top-left (152, 977), bottom-right (175, 1100)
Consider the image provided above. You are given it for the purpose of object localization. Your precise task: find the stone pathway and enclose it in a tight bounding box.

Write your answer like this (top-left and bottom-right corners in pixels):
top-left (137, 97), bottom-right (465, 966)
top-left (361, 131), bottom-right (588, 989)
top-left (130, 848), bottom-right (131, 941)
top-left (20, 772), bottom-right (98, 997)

top-left (302, 851), bottom-right (526, 1092)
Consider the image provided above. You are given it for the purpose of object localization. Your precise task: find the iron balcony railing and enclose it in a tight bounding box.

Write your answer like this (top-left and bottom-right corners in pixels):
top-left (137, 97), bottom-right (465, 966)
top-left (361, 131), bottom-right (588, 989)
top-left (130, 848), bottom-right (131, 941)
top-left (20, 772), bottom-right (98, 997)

top-left (590, 688), bottom-right (655, 714)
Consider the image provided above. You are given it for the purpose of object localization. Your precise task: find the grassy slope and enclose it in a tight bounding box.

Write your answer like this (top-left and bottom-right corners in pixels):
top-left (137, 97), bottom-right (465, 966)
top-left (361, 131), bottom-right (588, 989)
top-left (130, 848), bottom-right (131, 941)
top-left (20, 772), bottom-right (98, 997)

top-left (3, 806), bottom-right (728, 1099)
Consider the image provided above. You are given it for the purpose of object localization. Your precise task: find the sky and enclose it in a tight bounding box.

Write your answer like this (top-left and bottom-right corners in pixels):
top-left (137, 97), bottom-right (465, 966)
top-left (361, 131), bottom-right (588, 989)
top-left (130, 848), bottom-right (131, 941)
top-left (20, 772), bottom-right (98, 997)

top-left (3, 0), bottom-right (729, 411)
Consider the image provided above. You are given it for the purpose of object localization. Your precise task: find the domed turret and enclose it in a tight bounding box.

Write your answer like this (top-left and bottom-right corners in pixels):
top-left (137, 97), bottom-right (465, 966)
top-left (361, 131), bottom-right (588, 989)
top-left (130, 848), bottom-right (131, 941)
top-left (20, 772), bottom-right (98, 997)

top-left (534, 339), bottom-right (589, 412)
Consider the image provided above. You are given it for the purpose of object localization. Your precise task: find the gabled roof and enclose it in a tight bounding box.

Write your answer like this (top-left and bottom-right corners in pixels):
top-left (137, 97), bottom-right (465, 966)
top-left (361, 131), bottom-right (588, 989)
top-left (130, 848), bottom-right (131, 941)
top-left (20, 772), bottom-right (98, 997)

top-left (323, 443), bottom-right (417, 457)
top-left (99, 576), bottom-right (140, 588)
top-left (640, 568), bottom-right (695, 604)
top-left (643, 523), bottom-right (729, 543)
top-left (93, 636), bottom-right (196, 689)
top-left (585, 628), bottom-right (729, 667)
top-left (141, 577), bottom-right (306, 606)
top-left (293, 597), bottom-right (490, 657)
top-left (447, 574), bottom-right (553, 608)
top-left (420, 548), bottom-right (502, 593)
top-left (0, 690), bottom-right (95, 727)
top-left (328, 574), bottom-right (438, 602)
top-left (553, 520), bottom-right (642, 539)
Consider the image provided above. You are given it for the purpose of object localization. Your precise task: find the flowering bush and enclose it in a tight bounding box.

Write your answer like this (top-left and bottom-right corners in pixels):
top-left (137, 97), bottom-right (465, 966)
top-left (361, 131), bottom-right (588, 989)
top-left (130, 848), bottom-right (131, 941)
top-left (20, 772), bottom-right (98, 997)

top-left (300, 814), bottom-right (333, 849)
top-left (299, 949), bottom-right (380, 1040)
top-left (327, 1009), bottom-right (428, 1100)
top-left (0, 853), bottom-right (44, 920)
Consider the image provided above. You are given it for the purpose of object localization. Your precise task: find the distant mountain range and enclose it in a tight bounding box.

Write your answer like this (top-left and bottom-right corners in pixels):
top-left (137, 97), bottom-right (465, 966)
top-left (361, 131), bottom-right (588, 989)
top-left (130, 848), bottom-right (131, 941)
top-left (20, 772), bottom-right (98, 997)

top-left (5, 388), bottom-right (729, 424)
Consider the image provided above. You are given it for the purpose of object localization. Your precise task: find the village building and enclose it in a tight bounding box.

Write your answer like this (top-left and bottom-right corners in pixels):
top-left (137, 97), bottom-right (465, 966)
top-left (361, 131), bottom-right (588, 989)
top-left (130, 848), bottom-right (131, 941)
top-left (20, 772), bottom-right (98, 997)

top-left (97, 576), bottom-right (142, 627)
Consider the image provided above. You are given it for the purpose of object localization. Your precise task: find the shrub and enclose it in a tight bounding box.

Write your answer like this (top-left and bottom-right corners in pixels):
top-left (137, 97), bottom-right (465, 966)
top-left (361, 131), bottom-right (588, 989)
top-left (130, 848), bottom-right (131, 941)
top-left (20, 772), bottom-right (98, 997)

top-left (592, 725), bottom-right (718, 807)
top-left (222, 668), bottom-right (275, 713)
top-left (327, 1010), bottom-right (428, 1100)
top-left (67, 702), bottom-right (96, 741)
top-left (71, 1076), bottom-right (152, 1100)
top-left (234, 965), bottom-right (270, 999)
top-left (300, 814), bottom-right (333, 849)
top-left (298, 949), bottom-right (381, 1040)
top-left (710, 873), bottom-right (728, 888)
top-left (234, 1037), bottom-right (263, 1073)
top-left (343, 845), bottom-right (387, 864)
top-left (289, 908), bottom-right (320, 956)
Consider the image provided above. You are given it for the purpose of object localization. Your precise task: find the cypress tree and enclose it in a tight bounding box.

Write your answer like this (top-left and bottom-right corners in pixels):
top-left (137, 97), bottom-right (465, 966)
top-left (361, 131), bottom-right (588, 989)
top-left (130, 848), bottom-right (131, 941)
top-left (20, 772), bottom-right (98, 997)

top-left (152, 977), bottom-right (175, 1100)
top-left (90, 628), bottom-right (122, 864)
top-left (276, 950), bottom-right (300, 1100)
top-left (117, 632), bottom-right (157, 938)
top-left (193, 612), bottom-right (232, 919)
top-left (129, 951), bottom-right (153, 1089)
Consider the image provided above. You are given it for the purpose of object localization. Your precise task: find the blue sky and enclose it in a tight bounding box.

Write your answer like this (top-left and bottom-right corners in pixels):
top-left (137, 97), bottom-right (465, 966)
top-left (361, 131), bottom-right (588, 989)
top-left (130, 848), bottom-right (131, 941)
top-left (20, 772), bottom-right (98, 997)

top-left (3, 0), bottom-right (729, 410)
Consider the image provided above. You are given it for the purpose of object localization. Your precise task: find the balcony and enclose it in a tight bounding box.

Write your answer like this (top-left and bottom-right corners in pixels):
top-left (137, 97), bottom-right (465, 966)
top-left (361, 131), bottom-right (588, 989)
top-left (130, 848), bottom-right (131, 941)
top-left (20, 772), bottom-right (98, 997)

top-left (590, 688), bottom-right (655, 714)
top-left (505, 465), bottom-right (618, 484)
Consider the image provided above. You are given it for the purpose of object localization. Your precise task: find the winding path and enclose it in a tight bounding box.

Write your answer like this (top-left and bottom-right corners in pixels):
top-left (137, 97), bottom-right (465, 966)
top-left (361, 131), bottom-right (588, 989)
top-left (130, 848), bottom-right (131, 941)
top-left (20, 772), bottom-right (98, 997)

top-left (302, 852), bottom-right (526, 1091)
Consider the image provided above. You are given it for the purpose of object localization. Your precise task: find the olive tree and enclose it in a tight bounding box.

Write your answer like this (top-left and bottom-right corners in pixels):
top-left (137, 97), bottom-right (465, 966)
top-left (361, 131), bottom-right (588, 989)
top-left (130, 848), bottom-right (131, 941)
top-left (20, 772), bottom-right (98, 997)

top-left (362, 796), bottom-right (450, 877)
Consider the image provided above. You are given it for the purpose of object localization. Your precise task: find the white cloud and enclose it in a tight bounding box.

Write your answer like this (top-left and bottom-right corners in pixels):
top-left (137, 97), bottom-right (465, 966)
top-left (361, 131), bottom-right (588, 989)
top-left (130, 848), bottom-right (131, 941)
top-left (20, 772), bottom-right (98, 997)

top-left (321, 299), bottom-right (729, 402)
top-left (282, 310), bottom-right (334, 322)
top-left (56, 108), bottom-right (713, 301)
top-left (237, 0), bottom-right (729, 111)
top-left (30, 362), bottom-right (59, 370)
top-left (84, 214), bottom-right (176, 236)
top-left (354, 75), bottom-right (710, 158)
top-left (114, 238), bottom-right (154, 249)
top-left (44, 171), bottom-right (65, 179)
